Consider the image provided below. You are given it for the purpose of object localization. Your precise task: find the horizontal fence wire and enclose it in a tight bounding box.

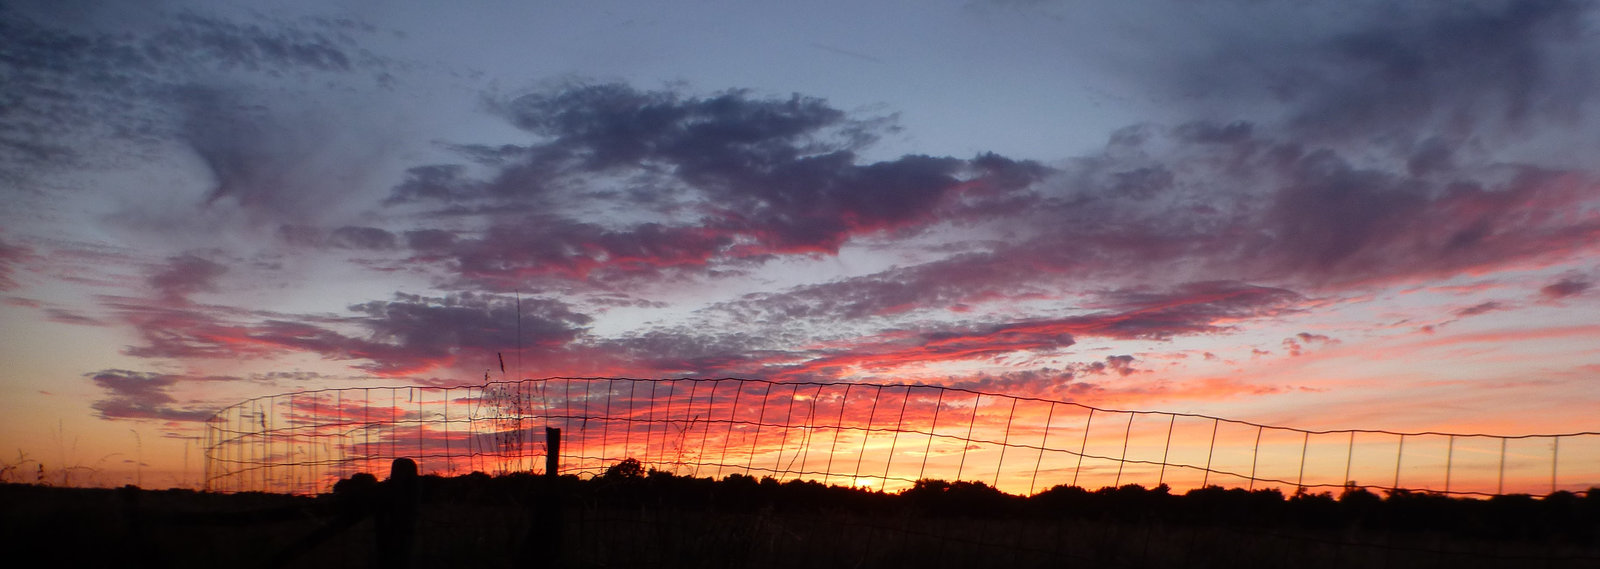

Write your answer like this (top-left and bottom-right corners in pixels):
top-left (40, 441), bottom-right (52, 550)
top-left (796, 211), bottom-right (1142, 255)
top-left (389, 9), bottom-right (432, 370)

top-left (204, 377), bottom-right (1600, 498)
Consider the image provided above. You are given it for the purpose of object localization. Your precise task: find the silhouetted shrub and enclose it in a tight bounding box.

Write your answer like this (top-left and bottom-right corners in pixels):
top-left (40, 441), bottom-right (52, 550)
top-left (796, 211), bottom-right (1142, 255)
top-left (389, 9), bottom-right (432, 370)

top-left (603, 458), bottom-right (644, 480)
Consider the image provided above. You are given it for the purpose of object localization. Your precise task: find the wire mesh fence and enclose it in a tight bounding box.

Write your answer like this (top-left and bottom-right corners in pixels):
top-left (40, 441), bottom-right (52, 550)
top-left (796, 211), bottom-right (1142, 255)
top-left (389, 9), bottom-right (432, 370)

top-left (204, 377), bottom-right (1600, 497)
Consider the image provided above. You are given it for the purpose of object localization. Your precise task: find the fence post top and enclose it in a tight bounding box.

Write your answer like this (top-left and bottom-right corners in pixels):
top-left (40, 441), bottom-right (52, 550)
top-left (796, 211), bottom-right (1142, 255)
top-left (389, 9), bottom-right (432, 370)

top-left (389, 458), bottom-right (418, 482)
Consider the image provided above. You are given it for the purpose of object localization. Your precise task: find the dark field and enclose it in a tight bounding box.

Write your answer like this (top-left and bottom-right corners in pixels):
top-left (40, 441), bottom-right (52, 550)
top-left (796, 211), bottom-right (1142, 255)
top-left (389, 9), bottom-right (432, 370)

top-left (3, 468), bottom-right (1597, 568)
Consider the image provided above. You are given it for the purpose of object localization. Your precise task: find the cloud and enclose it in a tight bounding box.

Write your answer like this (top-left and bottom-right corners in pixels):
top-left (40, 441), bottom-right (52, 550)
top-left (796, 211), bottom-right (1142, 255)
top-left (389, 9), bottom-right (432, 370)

top-left (276, 225), bottom-right (402, 250)
top-left (350, 6), bottom-right (1600, 298)
top-left (84, 368), bottom-right (335, 424)
top-left (16, 2), bottom-right (1600, 430)
top-left (591, 327), bottom-right (789, 378)
top-left (1023, 122), bottom-right (1600, 289)
top-left (1280, 333), bottom-right (1337, 358)
top-left (148, 254), bottom-right (228, 302)
top-left (0, 236), bottom-right (30, 290)
top-left (1454, 300), bottom-right (1507, 318)
top-left (111, 300), bottom-right (271, 360)
top-left (173, 86), bottom-right (400, 226)
top-left (107, 291), bottom-right (593, 376)
top-left (0, 5), bottom-right (384, 183)
top-left (1096, 355), bottom-right (1139, 377)
top-left (1297, 0), bottom-right (1594, 142)
top-left (1295, 332), bottom-right (1336, 345)
top-left (1145, 0), bottom-right (1599, 146)
top-left (633, 280), bottom-right (1302, 380)
top-left (699, 119), bottom-right (1596, 327)
top-left (345, 292), bottom-right (591, 374)
top-left (86, 369), bottom-right (216, 422)
top-left (44, 308), bottom-right (106, 326)
top-left (328, 226), bottom-right (398, 250)
top-left (852, 1), bottom-right (1600, 299)
top-left (1539, 275), bottom-right (1592, 300)
top-left (938, 364), bottom-right (1279, 406)
top-left (386, 84), bottom-right (1048, 286)
top-left (710, 250), bottom-right (1043, 321)
top-left (441, 218), bottom-right (738, 285)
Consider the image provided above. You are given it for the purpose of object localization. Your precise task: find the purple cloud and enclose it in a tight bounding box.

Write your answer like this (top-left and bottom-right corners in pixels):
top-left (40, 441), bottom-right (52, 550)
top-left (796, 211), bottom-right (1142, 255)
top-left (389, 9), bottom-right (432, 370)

top-left (1454, 301), bottom-right (1507, 317)
top-left (0, 237), bottom-right (30, 290)
top-left (328, 226), bottom-right (398, 250)
top-left (383, 84), bottom-right (1049, 286)
top-left (1540, 276), bottom-right (1592, 300)
top-left (147, 254), bottom-right (228, 302)
top-left (621, 280), bottom-right (1303, 380)
top-left (87, 369), bottom-right (216, 422)
top-left (107, 291), bottom-right (593, 377)
top-left (0, 5), bottom-right (384, 184)
top-left (1146, 1), bottom-right (1597, 144)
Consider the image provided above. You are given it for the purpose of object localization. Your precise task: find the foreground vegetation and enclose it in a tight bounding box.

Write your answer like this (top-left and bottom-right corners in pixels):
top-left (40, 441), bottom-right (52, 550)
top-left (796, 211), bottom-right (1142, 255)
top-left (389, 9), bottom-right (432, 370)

top-left (2, 460), bottom-right (1596, 568)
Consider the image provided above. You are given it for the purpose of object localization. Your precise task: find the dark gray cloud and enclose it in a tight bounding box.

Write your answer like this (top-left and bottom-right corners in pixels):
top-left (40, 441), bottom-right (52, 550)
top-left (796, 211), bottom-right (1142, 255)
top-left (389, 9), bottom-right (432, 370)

top-left (1454, 300), bottom-right (1507, 317)
top-left (108, 291), bottom-right (593, 376)
top-left (442, 217), bottom-right (738, 286)
top-left (700, 113), bottom-right (1595, 326)
top-left (45, 307), bottom-right (106, 326)
top-left (274, 225), bottom-right (402, 250)
top-left (0, 237), bottom-right (30, 290)
top-left (1282, 332), bottom-right (1338, 357)
top-left (87, 369), bottom-right (216, 422)
top-left (763, 1), bottom-right (1588, 312)
top-left (1070, 281), bottom-right (1306, 339)
top-left (709, 251), bottom-right (1029, 322)
top-left (1041, 122), bottom-right (1600, 287)
top-left (939, 367), bottom-right (1101, 399)
top-left (84, 367), bottom-right (331, 425)
top-left (621, 280), bottom-right (1302, 380)
top-left (953, 123), bottom-right (1594, 297)
top-left (376, 3), bottom-right (1596, 299)
top-left (112, 301), bottom-right (258, 360)
top-left (387, 84), bottom-right (1049, 286)
top-left (593, 327), bottom-right (788, 377)
top-left (17, 1), bottom-right (1598, 406)
top-left (1152, 0), bottom-right (1598, 146)
top-left (0, 4), bottom-right (382, 184)
top-left (173, 86), bottom-right (401, 226)
top-left (328, 226), bottom-right (398, 250)
top-left (1083, 354), bottom-right (1139, 377)
top-left (1296, 332), bottom-right (1336, 344)
top-left (403, 229), bottom-right (458, 253)
top-left (388, 165), bottom-right (483, 204)
top-left (1297, 0), bottom-right (1592, 140)
top-left (1540, 275), bottom-right (1592, 300)
top-left (345, 292), bottom-right (591, 372)
top-left (147, 254), bottom-right (228, 302)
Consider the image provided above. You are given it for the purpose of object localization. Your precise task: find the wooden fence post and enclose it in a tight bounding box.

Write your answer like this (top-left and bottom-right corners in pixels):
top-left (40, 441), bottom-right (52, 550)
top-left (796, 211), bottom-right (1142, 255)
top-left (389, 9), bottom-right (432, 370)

top-left (376, 458), bottom-right (419, 569)
top-left (547, 427), bottom-right (561, 478)
top-left (522, 428), bottom-right (564, 567)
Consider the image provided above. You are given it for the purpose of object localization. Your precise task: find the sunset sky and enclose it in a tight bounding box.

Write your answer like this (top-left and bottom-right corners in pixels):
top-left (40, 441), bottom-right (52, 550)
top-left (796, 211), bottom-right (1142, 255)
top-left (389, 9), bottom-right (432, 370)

top-left (2, 0), bottom-right (1598, 490)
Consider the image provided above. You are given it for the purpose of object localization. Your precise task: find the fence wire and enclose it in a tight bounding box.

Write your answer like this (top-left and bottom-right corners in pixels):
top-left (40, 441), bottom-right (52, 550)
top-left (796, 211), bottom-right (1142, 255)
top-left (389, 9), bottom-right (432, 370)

top-left (204, 377), bottom-right (1600, 497)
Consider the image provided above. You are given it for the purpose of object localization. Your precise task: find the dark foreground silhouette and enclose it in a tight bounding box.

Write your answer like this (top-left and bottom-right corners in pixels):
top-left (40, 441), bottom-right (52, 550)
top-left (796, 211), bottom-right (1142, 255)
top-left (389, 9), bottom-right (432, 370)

top-left (2, 460), bottom-right (1596, 568)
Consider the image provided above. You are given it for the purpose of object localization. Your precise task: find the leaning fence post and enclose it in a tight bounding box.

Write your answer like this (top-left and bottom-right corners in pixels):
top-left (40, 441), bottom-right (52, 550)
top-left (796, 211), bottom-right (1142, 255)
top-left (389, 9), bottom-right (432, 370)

top-left (1444, 435), bottom-right (1455, 495)
top-left (1551, 435), bottom-right (1560, 495)
top-left (1392, 434), bottom-right (1404, 493)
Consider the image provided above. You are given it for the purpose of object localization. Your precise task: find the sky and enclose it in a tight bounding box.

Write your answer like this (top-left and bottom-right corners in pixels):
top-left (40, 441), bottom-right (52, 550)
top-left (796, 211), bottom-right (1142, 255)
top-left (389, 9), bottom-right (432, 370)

top-left (1, 0), bottom-right (1598, 490)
